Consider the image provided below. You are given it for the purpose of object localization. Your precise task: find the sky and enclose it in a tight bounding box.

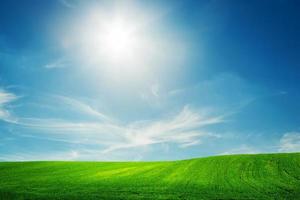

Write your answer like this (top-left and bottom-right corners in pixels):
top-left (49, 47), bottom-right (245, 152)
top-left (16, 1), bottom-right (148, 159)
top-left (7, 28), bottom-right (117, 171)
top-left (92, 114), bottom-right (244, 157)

top-left (0, 0), bottom-right (299, 161)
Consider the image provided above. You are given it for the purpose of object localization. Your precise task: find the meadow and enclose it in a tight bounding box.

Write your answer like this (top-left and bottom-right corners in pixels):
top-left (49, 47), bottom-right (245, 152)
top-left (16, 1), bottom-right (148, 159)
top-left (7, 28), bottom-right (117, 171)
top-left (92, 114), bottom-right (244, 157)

top-left (0, 153), bottom-right (299, 199)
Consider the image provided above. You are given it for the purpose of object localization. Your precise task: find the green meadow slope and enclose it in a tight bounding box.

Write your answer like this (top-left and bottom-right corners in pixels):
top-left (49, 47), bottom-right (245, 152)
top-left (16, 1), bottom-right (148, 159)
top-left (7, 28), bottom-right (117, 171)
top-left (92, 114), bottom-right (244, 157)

top-left (0, 153), bottom-right (300, 200)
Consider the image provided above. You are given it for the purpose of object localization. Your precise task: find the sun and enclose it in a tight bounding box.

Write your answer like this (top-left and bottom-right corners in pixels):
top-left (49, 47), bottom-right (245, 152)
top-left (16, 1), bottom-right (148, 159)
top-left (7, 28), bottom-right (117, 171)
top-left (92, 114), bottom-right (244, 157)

top-left (83, 16), bottom-right (142, 67)
top-left (61, 5), bottom-right (187, 83)
top-left (101, 19), bottom-right (138, 62)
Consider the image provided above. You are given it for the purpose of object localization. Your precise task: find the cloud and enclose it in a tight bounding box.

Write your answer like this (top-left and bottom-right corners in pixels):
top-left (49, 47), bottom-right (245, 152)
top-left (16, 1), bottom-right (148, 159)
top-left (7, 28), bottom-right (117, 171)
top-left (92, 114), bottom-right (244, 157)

top-left (151, 83), bottom-right (160, 98)
top-left (58, 0), bottom-right (78, 8)
top-left (19, 106), bottom-right (223, 153)
top-left (0, 150), bottom-right (80, 161)
top-left (140, 83), bottom-right (164, 107)
top-left (101, 105), bottom-right (224, 153)
top-left (0, 89), bottom-right (18, 122)
top-left (2, 92), bottom-right (225, 154)
top-left (0, 89), bottom-right (17, 105)
top-left (278, 132), bottom-right (300, 152)
top-left (53, 95), bottom-right (114, 122)
top-left (44, 59), bottom-right (68, 69)
top-left (0, 87), bottom-right (227, 160)
top-left (221, 144), bottom-right (259, 155)
top-left (179, 140), bottom-right (201, 148)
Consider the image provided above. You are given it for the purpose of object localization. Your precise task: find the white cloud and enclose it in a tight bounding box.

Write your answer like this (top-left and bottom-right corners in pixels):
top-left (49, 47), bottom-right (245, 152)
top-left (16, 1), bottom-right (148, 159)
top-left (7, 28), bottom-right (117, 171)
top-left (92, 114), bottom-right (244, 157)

top-left (0, 147), bottom-right (149, 161)
top-left (100, 105), bottom-right (224, 153)
top-left (278, 132), bottom-right (300, 152)
top-left (53, 95), bottom-right (114, 122)
top-left (221, 144), bottom-right (259, 155)
top-left (0, 89), bottom-right (17, 105)
top-left (151, 83), bottom-right (160, 98)
top-left (0, 88), bottom-right (226, 158)
top-left (0, 150), bottom-right (81, 161)
top-left (58, 0), bottom-right (78, 8)
top-left (3, 93), bottom-right (225, 154)
top-left (44, 59), bottom-right (68, 69)
top-left (179, 140), bottom-right (200, 148)
top-left (0, 89), bottom-right (18, 122)
top-left (140, 83), bottom-right (164, 107)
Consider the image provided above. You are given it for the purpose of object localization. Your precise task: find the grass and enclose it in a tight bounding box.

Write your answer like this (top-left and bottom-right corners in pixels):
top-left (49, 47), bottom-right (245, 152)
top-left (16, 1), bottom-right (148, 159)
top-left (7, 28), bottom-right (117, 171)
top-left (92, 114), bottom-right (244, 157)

top-left (0, 153), bottom-right (300, 199)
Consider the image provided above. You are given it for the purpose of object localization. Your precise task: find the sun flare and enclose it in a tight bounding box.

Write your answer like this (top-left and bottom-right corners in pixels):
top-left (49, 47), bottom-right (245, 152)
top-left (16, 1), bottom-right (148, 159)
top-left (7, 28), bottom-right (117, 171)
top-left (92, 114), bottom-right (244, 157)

top-left (79, 14), bottom-right (145, 68)
top-left (101, 19), bottom-right (138, 62)
top-left (61, 4), bottom-right (186, 83)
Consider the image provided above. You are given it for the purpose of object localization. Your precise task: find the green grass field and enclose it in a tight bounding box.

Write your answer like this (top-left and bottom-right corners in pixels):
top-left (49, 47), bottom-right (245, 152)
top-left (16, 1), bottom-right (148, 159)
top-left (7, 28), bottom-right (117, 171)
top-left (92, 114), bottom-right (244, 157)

top-left (0, 153), bottom-right (300, 200)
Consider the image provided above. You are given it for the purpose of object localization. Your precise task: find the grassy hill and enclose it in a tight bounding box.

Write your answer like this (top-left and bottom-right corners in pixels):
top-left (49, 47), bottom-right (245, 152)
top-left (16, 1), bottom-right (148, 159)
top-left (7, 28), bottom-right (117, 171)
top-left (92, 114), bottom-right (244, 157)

top-left (0, 153), bottom-right (299, 199)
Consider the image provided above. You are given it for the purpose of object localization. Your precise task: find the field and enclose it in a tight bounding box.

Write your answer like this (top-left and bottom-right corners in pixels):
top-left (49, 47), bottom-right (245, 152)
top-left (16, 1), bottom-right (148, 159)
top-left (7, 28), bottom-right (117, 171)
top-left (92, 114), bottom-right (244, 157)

top-left (0, 153), bottom-right (300, 199)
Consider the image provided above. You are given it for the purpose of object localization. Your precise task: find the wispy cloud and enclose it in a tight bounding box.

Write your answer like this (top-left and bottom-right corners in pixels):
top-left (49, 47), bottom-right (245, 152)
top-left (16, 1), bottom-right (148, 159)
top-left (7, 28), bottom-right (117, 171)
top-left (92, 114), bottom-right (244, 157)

top-left (278, 132), bottom-right (300, 152)
top-left (0, 150), bottom-right (80, 161)
top-left (140, 83), bottom-right (164, 107)
top-left (150, 83), bottom-right (160, 98)
top-left (18, 105), bottom-right (223, 153)
top-left (53, 95), bottom-right (114, 122)
top-left (2, 91), bottom-right (225, 154)
top-left (0, 89), bottom-right (18, 122)
top-left (220, 144), bottom-right (260, 155)
top-left (102, 105), bottom-right (223, 153)
top-left (58, 0), bottom-right (78, 8)
top-left (43, 58), bottom-right (69, 69)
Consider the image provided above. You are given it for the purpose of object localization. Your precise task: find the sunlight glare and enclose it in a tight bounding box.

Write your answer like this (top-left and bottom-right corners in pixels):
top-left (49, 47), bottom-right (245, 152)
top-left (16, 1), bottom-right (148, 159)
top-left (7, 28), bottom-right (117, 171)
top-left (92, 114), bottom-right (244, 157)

top-left (102, 19), bottom-right (138, 62)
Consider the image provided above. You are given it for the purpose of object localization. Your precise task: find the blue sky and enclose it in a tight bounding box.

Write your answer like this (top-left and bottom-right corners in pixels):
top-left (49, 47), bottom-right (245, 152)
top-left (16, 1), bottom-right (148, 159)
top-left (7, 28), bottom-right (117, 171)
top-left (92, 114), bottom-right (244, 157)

top-left (0, 0), bottom-right (299, 161)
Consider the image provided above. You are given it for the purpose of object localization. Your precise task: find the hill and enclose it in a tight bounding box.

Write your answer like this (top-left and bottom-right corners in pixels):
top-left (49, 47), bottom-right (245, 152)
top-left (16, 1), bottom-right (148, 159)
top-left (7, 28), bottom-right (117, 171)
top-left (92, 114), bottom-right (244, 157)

top-left (0, 153), bottom-right (300, 199)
